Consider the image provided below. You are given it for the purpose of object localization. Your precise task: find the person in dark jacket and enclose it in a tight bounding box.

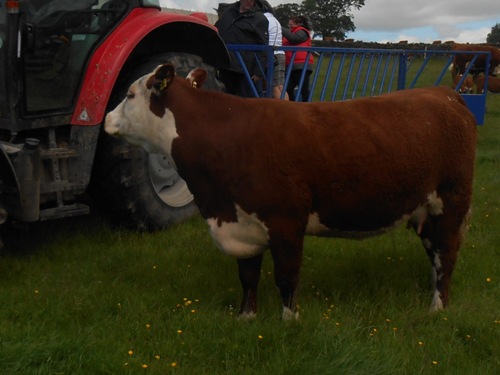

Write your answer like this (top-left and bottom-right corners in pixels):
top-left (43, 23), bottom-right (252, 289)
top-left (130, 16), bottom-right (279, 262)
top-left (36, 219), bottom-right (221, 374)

top-left (282, 15), bottom-right (314, 102)
top-left (215, 0), bottom-right (269, 97)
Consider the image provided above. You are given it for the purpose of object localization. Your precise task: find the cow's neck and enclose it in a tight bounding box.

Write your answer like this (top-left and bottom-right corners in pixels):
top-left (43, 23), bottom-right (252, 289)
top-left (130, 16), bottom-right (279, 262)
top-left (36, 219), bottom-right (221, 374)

top-left (167, 80), bottom-right (242, 139)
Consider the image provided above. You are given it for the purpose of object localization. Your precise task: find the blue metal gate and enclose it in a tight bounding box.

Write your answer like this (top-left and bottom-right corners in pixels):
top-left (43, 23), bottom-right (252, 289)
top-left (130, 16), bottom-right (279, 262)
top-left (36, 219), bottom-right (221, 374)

top-left (226, 45), bottom-right (491, 125)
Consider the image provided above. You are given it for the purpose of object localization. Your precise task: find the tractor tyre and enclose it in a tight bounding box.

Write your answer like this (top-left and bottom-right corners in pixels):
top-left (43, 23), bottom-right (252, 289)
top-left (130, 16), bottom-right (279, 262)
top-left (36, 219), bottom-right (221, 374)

top-left (89, 52), bottom-right (223, 230)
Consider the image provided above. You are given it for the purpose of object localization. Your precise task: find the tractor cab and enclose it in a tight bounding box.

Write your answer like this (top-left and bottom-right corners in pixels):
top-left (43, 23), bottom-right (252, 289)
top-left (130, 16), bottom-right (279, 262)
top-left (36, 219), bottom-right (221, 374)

top-left (0, 1), bottom-right (141, 124)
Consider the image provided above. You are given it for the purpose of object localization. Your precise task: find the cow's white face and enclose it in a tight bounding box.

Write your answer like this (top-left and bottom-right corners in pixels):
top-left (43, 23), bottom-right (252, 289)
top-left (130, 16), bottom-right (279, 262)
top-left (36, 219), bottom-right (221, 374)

top-left (493, 64), bottom-right (500, 76)
top-left (104, 73), bottom-right (179, 156)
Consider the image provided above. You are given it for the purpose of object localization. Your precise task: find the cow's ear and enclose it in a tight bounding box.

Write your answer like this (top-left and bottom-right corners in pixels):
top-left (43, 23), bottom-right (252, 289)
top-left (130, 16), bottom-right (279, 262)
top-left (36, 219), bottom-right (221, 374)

top-left (186, 68), bottom-right (207, 89)
top-left (147, 64), bottom-right (175, 93)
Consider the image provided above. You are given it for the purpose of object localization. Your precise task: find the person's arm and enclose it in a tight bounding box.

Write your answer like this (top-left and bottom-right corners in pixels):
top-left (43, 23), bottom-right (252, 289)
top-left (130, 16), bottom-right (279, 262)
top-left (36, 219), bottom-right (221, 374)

top-left (282, 28), bottom-right (309, 45)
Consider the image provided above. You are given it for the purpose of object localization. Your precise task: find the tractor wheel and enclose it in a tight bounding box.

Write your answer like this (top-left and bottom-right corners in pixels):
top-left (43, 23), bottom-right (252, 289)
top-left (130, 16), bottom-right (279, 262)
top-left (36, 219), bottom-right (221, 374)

top-left (90, 52), bottom-right (223, 230)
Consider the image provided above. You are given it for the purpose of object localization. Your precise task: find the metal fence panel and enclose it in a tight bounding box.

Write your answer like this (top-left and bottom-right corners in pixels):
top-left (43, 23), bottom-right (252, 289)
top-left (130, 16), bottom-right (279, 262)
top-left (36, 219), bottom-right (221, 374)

top-left (225, 45), bottom-right (491, 125)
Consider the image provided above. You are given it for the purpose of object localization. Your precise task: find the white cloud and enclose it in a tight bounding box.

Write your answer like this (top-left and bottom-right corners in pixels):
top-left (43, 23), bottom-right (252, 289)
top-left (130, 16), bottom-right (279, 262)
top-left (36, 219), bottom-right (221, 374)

top-left (159, 0), bottom-right (498, 43)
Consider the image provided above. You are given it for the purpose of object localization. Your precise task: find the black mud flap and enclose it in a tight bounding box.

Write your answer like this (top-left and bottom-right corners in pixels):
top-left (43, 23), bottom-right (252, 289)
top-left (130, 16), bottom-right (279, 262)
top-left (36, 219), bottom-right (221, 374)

top-left (0, 142), bottom-right (21, 201)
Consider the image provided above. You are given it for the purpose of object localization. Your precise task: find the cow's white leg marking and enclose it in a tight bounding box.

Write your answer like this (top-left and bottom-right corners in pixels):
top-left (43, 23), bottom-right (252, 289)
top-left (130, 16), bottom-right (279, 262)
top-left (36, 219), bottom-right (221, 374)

top-left (237, 311), bottom-right (257, 321)
top-left (282, 306), bottom-right (300, 321)
top-left (434, 253), bottom-right (443, 279)
top-left (427, 249), bottom-right (444, 312)
top-left (430, 290), bottom-right (444, 312)
top-left (208, 205), bottom-right (269, 258)
top-left (421, 238), bottom-right (437, 286)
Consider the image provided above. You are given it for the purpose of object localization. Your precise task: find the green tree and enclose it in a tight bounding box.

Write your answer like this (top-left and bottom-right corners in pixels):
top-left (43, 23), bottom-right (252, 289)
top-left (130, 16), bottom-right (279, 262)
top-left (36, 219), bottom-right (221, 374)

top-left (486, 23), bottom-right (500, 44)
top-left (274, 3), bottom-right (302, 28)
top-left (302, 0), bottom-right (364, 40)
top-left (274, 0), bottom-right (365, 41)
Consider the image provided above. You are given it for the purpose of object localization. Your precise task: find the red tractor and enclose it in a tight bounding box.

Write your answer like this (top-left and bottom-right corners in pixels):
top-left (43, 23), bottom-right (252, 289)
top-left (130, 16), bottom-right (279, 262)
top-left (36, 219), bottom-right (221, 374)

top-left (0, 0), bottom-right (228, 246)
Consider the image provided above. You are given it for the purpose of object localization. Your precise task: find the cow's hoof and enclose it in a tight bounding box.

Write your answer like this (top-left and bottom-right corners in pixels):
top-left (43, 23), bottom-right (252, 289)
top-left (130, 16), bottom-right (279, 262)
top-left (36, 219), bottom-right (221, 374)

top-left (282, 307), bottom-right (300, 321)
top-left (237, 311), bottom-right (257, 321)
top-left (429, 291), bottom-right (445, 312)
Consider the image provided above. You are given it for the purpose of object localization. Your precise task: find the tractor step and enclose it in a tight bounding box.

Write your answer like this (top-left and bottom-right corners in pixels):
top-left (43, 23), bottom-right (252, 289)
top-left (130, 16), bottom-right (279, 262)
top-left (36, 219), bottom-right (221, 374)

top-left (39, 203), bottom-right (90, 221)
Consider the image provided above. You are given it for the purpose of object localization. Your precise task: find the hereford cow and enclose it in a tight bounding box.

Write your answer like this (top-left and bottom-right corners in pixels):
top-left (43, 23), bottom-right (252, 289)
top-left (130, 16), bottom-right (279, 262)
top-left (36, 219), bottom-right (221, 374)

top-left (452, 43), bottom-right (500, 77)
top-left (476, 74), bottom-right (500, 94)
top-left (105, 64), bottom-right (477, 320)
top-left (452, 73), bottom-right (474, 93)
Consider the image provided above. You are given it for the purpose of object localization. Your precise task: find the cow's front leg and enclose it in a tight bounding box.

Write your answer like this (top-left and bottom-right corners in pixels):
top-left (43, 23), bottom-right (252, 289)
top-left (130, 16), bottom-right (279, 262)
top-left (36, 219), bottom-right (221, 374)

top-left (269, 237), bottom-right (304, 320)
top-left (237, 254), bottom-right (263, 319)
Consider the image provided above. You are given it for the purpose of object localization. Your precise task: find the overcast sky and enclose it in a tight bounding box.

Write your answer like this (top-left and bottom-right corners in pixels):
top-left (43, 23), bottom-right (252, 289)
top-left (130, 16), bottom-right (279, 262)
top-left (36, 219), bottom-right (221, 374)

top-left (159, 0), bottom-right (499, 43)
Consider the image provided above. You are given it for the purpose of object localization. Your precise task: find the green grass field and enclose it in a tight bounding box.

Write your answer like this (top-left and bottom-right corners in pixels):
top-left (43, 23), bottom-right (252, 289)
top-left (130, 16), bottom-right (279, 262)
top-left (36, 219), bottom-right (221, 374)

top-left (0, 60), bottom-right (499, 374)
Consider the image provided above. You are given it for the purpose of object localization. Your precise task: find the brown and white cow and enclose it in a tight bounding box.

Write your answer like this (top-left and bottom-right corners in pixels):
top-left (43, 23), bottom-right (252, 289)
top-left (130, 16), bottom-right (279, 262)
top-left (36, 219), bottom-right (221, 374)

top-left (476, 74), bottom-right (500, 94)
top-left (452, 43), bottom-right (500, 77)
top-left (105, 64), bottom-right (477, 320)
top-left (452, 73), bottom-right (474, 93)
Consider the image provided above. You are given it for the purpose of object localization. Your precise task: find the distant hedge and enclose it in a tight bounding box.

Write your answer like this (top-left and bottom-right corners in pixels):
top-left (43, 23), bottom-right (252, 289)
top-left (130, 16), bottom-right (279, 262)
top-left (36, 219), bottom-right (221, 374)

top-left (312, 40), bottom-right (500, 52)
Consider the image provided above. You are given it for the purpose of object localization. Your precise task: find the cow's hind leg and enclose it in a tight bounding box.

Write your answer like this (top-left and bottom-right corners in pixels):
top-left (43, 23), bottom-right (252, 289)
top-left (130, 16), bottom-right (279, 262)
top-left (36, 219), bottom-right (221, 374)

top-left (419, 204), bottom-right (471, 312)
top-left (237, 254), bottom-right (263, 319)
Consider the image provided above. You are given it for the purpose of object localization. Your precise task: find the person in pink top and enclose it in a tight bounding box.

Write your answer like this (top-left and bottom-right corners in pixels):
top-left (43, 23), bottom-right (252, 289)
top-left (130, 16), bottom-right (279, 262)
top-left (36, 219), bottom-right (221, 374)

top-left (282, 15), bottom-right (314, 102)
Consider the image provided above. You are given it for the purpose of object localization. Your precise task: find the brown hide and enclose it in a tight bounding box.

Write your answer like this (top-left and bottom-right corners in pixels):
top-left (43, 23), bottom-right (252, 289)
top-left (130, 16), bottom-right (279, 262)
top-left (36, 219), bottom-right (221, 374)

top-left (452, 43), bottom-right (500, 76)
top-left (476, 74), bottom-right (500, 93)
top-left (166, 85), bottom-right (475, 236)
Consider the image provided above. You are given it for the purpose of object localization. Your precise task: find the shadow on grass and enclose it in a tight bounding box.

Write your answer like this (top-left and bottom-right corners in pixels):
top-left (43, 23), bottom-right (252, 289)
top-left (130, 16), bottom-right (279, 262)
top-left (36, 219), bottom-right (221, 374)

top-left (0, 194), bottom-right (113, 259)
top-left (0, 214), bottom-right (106, 258)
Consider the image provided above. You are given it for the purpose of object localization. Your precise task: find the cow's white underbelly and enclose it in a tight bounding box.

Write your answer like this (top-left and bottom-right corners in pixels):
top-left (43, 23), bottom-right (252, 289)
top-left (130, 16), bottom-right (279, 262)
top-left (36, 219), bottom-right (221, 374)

top-left (208, 205), bottom-right (269, 258)
top-left (208, 191), bottom-right (444, 256)
top-left (306, 191), bottom-right (444, 239)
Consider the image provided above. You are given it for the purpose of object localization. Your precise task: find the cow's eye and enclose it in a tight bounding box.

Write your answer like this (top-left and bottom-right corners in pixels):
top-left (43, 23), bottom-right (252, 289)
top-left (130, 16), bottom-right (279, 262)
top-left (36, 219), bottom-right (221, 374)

top-left (126, 92), bottom-right (135, 99)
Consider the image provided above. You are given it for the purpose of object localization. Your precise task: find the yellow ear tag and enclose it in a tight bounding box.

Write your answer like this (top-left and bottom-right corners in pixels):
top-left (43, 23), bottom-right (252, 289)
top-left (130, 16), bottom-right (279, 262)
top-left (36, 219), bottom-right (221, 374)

top-left (159, 78), bottom-right (168, 91)
top-left (192, 81), bottom-right (198, 88)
